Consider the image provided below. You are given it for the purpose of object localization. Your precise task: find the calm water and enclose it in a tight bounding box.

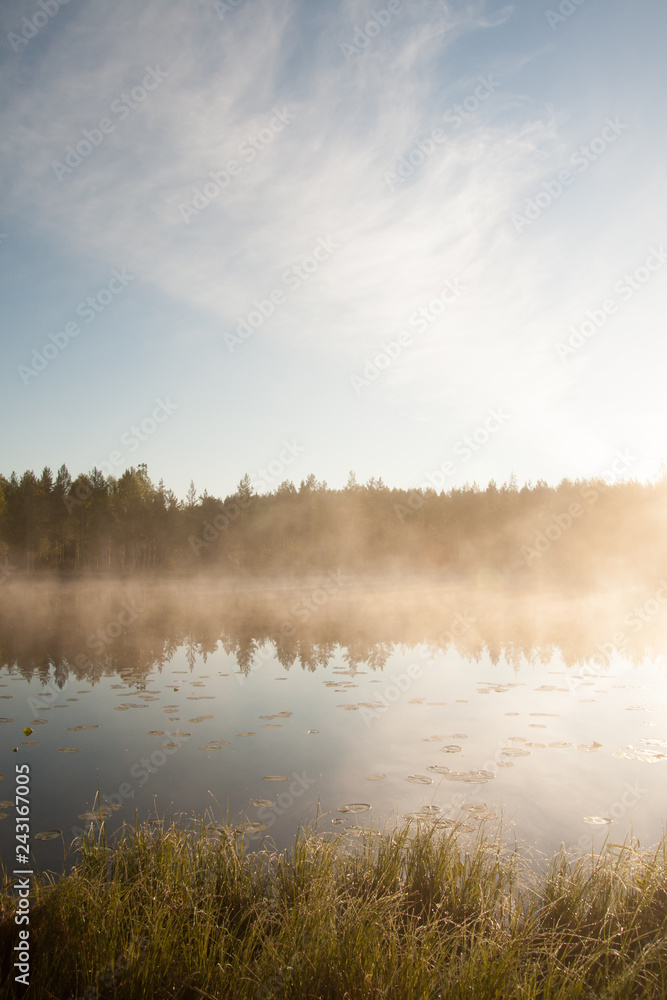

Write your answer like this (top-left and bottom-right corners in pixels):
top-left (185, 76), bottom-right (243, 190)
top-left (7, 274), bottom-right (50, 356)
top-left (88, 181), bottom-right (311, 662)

top-left (1, 578), bottom-right (666, 872)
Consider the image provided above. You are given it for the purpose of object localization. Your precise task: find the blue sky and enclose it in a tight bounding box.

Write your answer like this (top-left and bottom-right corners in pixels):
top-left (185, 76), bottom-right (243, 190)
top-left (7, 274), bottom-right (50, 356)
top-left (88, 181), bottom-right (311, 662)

top-left (1, 0), bottom-right (666, 500)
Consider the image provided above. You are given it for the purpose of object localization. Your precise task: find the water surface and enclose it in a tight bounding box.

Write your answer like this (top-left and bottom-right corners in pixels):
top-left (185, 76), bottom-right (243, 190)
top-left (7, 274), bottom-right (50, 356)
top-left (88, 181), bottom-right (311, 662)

top-left (1, 578), bottom-right (665, 872)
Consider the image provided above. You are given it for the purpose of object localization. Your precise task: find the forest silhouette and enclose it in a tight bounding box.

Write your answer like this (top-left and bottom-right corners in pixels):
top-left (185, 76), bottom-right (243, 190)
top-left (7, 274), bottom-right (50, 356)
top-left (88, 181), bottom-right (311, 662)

top-left (0, 462), bottom-right (665, 585)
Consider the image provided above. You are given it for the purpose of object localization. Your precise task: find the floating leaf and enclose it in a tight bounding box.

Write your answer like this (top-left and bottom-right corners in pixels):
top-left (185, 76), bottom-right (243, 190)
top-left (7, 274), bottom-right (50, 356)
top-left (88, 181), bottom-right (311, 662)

top-left (234, 822), bottom-right (269, 835)
top-left (35, 830), bottom-right (62, 841)
top-left (440, 745), bottom-right (462, 754)
top-left (583, 816), bottom-right (612, 825)
top-left (250, 799), bottom-right (274, 808)
top-left (406, 775), bottom-right (432, 785)
top-left (235, 732), bottom-right (256, 737)
top-left (0, 800), bottom-right (13, 808)
top-left (337, 803), bottom-right (371, 814)
top-left (263, 775), bottom-right (289, 782)
top-left (57, 747), bottom-right (80, 753)
top-left (427, 765), bottom-right (451, 775)
top-left (365, 773), bottom-right (387, 781)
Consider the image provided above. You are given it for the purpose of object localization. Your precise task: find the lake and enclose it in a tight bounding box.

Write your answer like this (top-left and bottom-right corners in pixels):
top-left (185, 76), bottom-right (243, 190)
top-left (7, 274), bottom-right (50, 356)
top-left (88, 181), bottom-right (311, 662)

top-left (1, 577), bottom-right (666, 872)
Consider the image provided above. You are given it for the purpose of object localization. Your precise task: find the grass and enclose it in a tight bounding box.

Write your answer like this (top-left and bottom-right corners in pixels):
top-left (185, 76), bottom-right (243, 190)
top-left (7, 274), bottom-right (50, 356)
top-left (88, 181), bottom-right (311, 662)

top-left (1, 818), bottom-right (666, 999)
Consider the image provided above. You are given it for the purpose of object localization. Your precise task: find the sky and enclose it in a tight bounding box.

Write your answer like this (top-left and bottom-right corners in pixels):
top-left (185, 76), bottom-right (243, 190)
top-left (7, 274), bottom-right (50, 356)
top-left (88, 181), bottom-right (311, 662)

top-left (1, 0), bottom-right (666, 501)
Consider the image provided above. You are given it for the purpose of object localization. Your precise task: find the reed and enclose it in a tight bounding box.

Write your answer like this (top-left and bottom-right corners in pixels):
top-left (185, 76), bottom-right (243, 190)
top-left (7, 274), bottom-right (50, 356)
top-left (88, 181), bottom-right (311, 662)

top-left (1, 819), bottom-right (666, 999)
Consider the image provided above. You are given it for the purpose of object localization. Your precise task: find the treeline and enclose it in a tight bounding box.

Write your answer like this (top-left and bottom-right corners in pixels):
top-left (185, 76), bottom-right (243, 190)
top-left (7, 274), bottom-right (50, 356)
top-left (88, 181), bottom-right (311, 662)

top-left (0, 463), bottom-right (665, 583)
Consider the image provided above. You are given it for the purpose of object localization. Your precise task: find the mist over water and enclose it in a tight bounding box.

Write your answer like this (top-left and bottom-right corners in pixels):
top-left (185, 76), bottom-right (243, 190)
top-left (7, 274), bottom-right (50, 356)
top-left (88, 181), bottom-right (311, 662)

top-left (0, 577), bottom-right (666, 873)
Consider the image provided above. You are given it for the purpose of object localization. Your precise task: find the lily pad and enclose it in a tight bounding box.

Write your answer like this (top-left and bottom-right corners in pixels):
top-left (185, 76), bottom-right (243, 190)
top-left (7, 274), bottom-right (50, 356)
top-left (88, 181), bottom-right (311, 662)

top-left (583, 816), bottom-right (612, 825)
top-left (337, 803), bottom-right (371, 814)
top-left (250, 799), bottom-right (274, 808)
top-left (35, 830), bottom-right (62, 841)
top-left (365, 773), bottom-right (387, 781)
top-left (263, 775), bottom-right (289, 782)
top-left (406, 775), bottom-right (432, 785)
top-left (234, 821), bottom-right (270, 835)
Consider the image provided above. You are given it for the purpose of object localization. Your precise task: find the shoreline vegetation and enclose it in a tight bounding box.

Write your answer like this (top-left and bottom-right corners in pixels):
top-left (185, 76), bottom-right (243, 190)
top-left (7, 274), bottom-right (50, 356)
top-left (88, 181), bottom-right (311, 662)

top-left (1, 820), bottom-right (666, 998)
top-left (1, 464), bottom-right (666, 586)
